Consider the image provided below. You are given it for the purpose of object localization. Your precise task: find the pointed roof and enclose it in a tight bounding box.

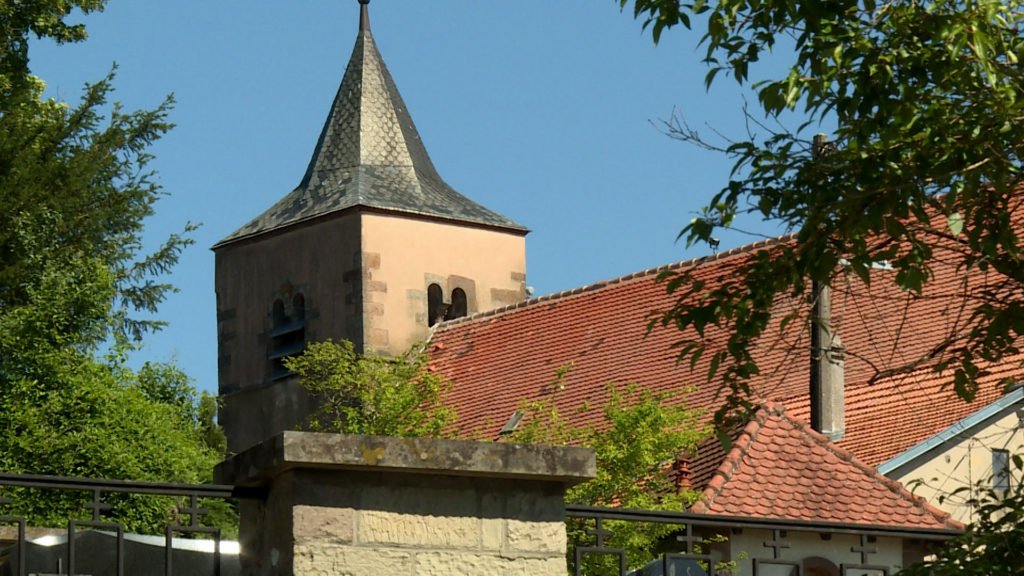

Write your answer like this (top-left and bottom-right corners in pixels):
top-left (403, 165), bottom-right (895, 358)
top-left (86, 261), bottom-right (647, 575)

top-left (216, 2), bottom-right (526, 248)
top-left (689, 404), bottom-right (962, 531)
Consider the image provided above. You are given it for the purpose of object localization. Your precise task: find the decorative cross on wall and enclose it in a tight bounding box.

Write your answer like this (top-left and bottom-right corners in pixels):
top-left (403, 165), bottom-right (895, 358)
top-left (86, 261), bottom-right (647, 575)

top-left (676, 524), bottom-right (705, 555)
top-left (851, 534), bottom-right (879, 564)
top-left (763, 529), bottom-right (792, 560)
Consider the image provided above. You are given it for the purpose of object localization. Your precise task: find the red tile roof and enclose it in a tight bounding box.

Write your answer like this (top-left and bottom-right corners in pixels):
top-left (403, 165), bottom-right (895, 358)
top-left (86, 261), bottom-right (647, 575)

top-left (425, 198), bottom-right (1024, 533)
top-left (789, 355), bottom-right (1024, 468)
top-left (690, 403), bottom-right (962, 531)
top-left (430, 235), bottom-right (1017, 470)
top-left (427, 227), bottom-right (1021, 530)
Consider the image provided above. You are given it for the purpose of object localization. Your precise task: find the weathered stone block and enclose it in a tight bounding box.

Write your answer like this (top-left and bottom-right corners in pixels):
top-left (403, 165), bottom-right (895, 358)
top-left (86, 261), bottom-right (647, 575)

top-left (480, 492), bottom-right (504, 551)
top-left (364, 327), bottom-right (389, 349)
top-left (507, 519), bottom-right (566, 553)
top-left (293, 505), bottom-right (354, 544)
top-left (218, 434), bottom-right (595, 576)
top-left (217, 432), bottom-right (596, 487)
top-left (413, 551), bottom-right (564, 576)
top-left (491, 287), bottom-right (523, 305)
top-left (294, 545), bottom-right (413, 575)
top-left (359, 509), bottom-right (479, 548)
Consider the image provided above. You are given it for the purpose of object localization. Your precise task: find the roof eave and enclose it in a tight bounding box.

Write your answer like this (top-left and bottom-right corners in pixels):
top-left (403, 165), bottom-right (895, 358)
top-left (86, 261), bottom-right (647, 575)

top-left (878, 384), bottom-right (1024, 477)
top-left (566, 505), bottom-right (963, 540)
top-left (212, 203), bottom-right (528, 252)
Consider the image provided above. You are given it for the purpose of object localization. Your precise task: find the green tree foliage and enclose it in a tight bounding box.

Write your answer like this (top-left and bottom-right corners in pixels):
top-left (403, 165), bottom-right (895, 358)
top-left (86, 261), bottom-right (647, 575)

top-left (512, 382), bottom-right (709, 570)
top-left (0, 70), bottom-right (190, 342)
top-left (284, 340), bottom-right (457, 437)
top-left (288, 345), bottom-right (711, 571)
top-left (0, 1), bottom-right (228, 532)
top-left (620, 0), bottom-right (1024, 570)
top-left (0, 253), bottom-right (228, 530)
top-left (1, 1), bottom-right (191, 344)
top-left (620, 0), bottom-right (1024, 415)
top-left (0, 0), bottom-right (105, 105)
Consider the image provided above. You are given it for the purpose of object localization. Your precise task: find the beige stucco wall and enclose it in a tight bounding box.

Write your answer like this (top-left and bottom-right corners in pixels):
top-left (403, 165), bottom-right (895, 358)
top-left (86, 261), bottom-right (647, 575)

top-left (215, 210), bottom-right (526, 453)
top-left (891, 409), bottom-right (1024, 525)
top-left (360, 212), bottom-right (527, 355)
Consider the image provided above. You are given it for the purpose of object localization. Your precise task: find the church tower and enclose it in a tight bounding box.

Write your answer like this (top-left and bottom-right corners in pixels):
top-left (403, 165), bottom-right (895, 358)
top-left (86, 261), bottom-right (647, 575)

top-left (213, 1), bottom-right (528, 453)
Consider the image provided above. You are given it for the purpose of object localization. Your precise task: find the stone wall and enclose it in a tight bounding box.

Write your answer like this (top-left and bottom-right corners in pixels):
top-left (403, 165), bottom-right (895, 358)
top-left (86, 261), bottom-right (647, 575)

top-left (216, 432), bottom-right (595, 576)
top-left (214, 211), bottom-right (363, 453)
top-left (289, 472), bottom-right (565, 575)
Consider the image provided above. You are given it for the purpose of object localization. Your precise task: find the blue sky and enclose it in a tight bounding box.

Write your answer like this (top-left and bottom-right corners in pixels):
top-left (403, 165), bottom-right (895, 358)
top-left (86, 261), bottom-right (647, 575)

top-left (31, 1), bottom-right (783, 395)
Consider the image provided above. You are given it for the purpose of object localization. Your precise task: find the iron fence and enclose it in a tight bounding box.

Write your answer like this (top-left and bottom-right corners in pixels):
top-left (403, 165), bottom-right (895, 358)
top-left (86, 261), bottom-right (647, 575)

top-left (565, 505), bottom-right (958, 576)
top-left (0, 473), bottom-right (263, 576)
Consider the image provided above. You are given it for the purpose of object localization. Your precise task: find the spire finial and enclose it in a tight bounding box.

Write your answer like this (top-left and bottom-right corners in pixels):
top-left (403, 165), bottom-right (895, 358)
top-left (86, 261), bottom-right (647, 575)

top-left (358, 0), bottom-right (371, 32)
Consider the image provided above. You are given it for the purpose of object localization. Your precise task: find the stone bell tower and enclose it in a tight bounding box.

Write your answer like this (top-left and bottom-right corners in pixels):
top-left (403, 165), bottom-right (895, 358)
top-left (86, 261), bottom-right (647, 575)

top-left (213, 1), bottom-right (528, 453)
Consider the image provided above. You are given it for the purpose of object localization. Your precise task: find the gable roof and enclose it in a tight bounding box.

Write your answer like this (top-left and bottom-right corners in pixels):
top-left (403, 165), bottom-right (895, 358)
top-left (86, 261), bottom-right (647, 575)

top-left (689, 404), bottom-right (962, 530)
top-left (876, 383), bottom-right (1024, 476)
top-left (429, 231), bottom-right (1018, 468)
top-left (215, 3), bottom-right (525, 248)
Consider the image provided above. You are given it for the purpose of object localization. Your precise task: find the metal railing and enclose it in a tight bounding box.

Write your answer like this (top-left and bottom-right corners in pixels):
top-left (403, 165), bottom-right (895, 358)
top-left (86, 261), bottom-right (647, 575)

top-left (564, 505), bottom-right (959, 576)
top-left (0, 473), bottom-right (263, 576)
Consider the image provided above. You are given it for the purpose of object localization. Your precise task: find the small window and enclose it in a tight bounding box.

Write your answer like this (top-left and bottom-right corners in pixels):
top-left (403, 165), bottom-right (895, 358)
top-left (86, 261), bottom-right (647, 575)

top-left (993, 449), bottom-right (1011, 493)
top-left (446, 287), bottom-right (468, 320)
top-left (427, 283), bottom-right (445, 327)
top-left (269, 293), bottom-right (307, 380)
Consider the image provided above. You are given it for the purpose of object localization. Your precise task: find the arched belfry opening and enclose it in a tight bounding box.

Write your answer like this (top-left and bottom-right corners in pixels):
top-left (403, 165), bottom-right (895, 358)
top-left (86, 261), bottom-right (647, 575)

top-left (447, 287), bottom-right (468, 321)
top-left (427, 285), bottom-right (473, 326)
top-left (427, 283), bottom-right (446, 327)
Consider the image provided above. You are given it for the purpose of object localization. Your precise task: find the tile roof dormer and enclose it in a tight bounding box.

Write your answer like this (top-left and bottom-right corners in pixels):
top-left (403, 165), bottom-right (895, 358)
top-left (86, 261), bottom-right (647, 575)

top-left (690, 403), bottom-right (963, 531)
top-left (216, 1), bottom-right (526, 248)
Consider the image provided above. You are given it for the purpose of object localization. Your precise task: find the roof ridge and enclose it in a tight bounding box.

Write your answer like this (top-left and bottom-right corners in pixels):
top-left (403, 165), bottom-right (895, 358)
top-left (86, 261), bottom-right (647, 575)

top-left (691, 406), bottom-right (775, 513)
top-left (431, 235), bottom-right (794, 334)
top-left (773, 405), bottom-right (963, 530)
top-left (691, 403), bottom-right (961, 530)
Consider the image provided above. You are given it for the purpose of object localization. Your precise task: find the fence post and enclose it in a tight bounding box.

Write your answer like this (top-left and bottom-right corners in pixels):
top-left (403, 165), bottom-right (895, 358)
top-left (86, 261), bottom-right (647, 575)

top-left (216, 432), bottom-right (595, 576)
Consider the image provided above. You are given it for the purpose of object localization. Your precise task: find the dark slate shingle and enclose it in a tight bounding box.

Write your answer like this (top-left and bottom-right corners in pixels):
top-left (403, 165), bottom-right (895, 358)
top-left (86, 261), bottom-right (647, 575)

top-left (216, 18), bottom-right (525, 248)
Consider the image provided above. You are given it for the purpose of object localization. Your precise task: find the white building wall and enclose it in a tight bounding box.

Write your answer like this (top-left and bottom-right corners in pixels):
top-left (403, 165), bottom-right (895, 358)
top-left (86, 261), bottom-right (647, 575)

top-left (890, 410), bottom-right (1024, 525)
top-left (711, 529), bottom-right (905, 575)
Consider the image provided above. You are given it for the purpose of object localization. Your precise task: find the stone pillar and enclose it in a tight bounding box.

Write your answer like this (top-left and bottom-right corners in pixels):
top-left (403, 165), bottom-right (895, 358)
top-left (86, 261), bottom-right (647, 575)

top-left (215, 432), bottom-right (596, 576)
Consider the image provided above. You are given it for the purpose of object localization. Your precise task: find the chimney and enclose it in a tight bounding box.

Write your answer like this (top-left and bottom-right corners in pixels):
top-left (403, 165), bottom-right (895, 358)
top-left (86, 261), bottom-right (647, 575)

top-left (813, 133), bottom-right (836, 157)
top-left (810, 281), bottom-right (845, 440)
top-left (809, 133), bottom-right (845, 440)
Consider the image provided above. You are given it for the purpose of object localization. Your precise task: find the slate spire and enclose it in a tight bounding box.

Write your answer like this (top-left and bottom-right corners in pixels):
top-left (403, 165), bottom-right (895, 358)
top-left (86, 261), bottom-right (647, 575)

top-left (359, 0), bottom-right (370, 32)
top-left (217, 1), bottom-right (525, 247)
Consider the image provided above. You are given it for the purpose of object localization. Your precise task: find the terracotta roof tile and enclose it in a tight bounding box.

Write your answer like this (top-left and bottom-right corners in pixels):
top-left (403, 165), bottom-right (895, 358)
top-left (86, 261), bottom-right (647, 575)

top-left (689, 404), bottom-right (962, 530)
top-left (431, 228), bottom-right (1020, 469)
